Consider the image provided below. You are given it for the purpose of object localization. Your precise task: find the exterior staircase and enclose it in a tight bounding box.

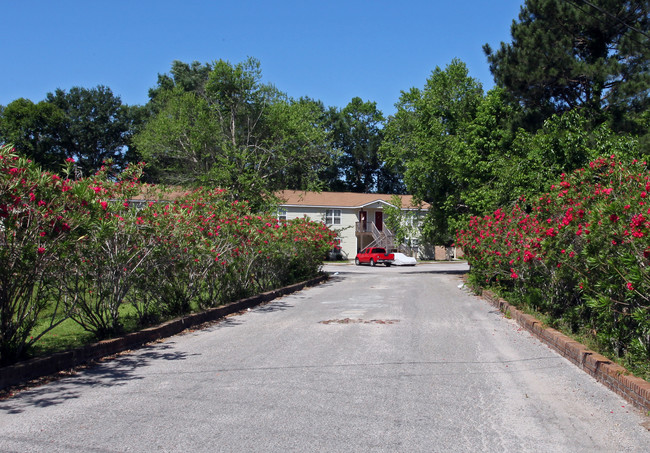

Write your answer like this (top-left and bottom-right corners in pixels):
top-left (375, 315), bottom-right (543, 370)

top-left (365, 222), bottom-right (396, 251)
top-left (359, 222), bottom-right (418, 257)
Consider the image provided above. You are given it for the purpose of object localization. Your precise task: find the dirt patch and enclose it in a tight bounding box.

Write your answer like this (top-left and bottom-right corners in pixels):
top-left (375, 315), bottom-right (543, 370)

top-left (319, 318), bottom-right (399, 325)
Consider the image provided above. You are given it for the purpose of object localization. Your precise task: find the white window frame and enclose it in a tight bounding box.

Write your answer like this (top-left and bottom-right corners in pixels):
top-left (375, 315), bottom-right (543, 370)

top-left (277, 208), bottom-right (287, 222)
top-left (325, 209), bottom-right (341, 226)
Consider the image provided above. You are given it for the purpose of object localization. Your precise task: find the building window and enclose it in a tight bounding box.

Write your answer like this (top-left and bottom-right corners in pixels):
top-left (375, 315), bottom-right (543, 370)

top-left (325, 209), bottom-right (341, 225)
top-left (277, 208), bottom-right (287, 222)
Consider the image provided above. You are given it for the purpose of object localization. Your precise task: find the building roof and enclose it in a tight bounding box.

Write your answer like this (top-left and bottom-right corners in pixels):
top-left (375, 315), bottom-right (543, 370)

top-left (127, 186), bottom-right (430, 211)
top-left (128, 185), bottom-right (189, 201)
top-left (276, 190), bottom-right (429, 210)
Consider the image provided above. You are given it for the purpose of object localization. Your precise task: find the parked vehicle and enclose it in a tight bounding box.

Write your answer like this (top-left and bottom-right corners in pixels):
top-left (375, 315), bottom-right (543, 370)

top-left (355, 247), bottom-right (394, 266)
top-left (391, 252), bottom-right (417, 266)
top-left (326, 245), bottom-right (344, 261)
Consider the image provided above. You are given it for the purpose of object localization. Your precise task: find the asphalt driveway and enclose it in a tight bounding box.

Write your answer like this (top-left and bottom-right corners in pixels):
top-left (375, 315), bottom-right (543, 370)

top-left (0, 262), bottom-right (648, 452)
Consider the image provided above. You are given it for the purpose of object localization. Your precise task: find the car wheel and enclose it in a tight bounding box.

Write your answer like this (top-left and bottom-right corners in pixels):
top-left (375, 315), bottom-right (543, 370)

top-left (355, 257), bottom-right (360, 265)
top-left (370, 259), bottom-right (375, 267)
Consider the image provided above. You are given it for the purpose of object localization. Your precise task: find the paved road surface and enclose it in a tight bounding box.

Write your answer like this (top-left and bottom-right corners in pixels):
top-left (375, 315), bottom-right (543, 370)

top-left (1, 263), bottom-right (649, 452)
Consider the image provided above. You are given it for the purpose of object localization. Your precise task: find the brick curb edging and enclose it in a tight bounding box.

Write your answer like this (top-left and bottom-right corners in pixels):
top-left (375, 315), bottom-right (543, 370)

top-left (480, 288), bottom-right (650, 413)
top-left (0, 274), bottom-right (328, 391)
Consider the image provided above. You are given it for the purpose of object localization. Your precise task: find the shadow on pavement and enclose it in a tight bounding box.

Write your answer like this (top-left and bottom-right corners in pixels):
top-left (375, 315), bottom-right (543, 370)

top-left (255, 300), bottom-right (294, 313)
top-left (209, 317), bottom-right (244, 329)
top-left (323, 269), bottom-right (468, 277)
top-left (399, 269), bottom-right (468, 276)
top-left (0, 343), bottom-right (194, 415)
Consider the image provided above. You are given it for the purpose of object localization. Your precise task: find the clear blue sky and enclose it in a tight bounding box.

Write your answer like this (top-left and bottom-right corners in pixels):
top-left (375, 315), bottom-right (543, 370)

top-left (3, 0), bottom-right (523, 116)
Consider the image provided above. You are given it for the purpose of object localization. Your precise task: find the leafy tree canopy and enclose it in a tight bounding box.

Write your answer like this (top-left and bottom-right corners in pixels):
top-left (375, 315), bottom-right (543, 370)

top-left (380, 57), bottom-right (640, 244)
top-left (0, 98), bottom-right (67, 172)
top-left (45, 86), bottom-right (139, 176)
top-left (0, 87), bottom-right (138, 175)
top-left (319, 97), bottom-right (403, 193)
top-left (148, 60), bottom-right (213, 108)
top-left (135, 58), bottom-right (331, 208)
top-left (499, 109), bottom-right (640, 205)
top-left (381, 58), bottom-right (484, 243)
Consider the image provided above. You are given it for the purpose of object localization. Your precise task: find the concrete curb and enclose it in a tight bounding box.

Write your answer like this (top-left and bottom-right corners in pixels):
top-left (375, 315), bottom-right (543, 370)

top-left (0, 274), bottom-right (328, 391)
top-left (480, 288), bottom-right (650, 413)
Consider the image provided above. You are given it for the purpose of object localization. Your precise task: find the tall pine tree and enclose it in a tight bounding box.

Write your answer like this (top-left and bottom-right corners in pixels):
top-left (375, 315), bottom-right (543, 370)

top-left (484, 0), bottom-right (649, 132)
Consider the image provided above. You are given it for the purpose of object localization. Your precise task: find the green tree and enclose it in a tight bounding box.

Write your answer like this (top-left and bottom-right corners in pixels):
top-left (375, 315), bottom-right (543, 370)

top-left (497, 110), bottom-right (640, 205)
top-left (267, 96), bottom-right (333, 192)
top-left (45, 86), bottom-right (137, 175)
top-left (484, 0), bottom-right (650, 131)
top-left (448, 88), bottom-right (516, 219)
top-left (384, 195), bottom-right (423, 250)
top-left (133, 89), bottom-right (220, 185)
top-left (0, 98), bottom-right (66, 172)
top-left (148, 60), bottom-right (213, 106)
top-left (381, 59), bottom-right (484, 243)
top-left (135, 58), bottom-right (330, 207)
top-left (323, 97), bottom-right (399, 193)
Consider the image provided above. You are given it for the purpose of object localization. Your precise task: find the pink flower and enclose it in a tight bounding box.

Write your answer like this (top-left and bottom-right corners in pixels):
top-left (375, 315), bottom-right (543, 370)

top-left (66, 158), bottom-right (75, 163)
top-left (100, 201), bottom-right (108, 210)
top-left (37, 247), bottom-right (46, 254)
top-left (626, 282), bottom-right (634, 291)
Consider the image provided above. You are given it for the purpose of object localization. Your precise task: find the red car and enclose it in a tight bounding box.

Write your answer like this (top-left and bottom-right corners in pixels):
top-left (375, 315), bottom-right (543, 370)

top-left (355, 247), bottom-right (394, 267)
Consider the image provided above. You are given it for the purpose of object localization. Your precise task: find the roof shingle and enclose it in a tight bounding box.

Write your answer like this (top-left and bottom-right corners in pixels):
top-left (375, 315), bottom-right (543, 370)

top-left (276, 190), bottom-right (429, 210)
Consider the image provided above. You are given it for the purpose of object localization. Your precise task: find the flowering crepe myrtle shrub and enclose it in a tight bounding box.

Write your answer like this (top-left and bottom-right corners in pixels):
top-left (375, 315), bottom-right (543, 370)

top-left (457, 156), bottom-right (650, 366)
top-left (128, 187), bottom-right (336, 320)
top-left (0, 146), bottom-right (336, 362)
top-left (162, 188), bottom-right (336, 307)
top-left (59, 161), bottom-right (157, 337)
top-left (0, 144), bottom-right (101, 362)
top-left (129, 188), bottom-right (239, 320)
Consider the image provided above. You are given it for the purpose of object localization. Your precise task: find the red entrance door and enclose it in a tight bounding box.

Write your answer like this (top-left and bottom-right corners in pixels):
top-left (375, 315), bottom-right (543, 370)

top-left (375, 211), bottom-right (383, 231)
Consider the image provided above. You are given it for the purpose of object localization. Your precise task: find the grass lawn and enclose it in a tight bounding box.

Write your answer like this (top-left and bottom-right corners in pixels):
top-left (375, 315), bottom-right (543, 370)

top-left (28, 302), bottom-right (152, 359)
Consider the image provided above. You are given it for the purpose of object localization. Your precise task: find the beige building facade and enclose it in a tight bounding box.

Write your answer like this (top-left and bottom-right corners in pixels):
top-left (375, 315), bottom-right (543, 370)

top-left (276, 190), bottom-right (430, 259)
